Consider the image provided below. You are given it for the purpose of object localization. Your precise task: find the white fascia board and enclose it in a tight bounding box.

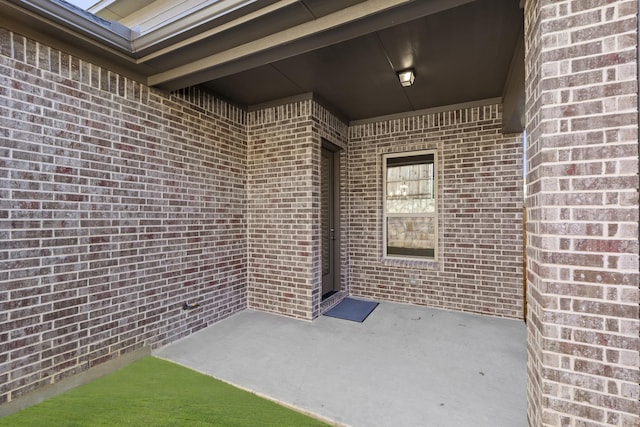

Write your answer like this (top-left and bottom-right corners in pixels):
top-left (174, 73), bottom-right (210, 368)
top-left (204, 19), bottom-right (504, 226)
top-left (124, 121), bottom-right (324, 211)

top-left (87, 0), bottom-right (116, 14)
top-left (6, 0), bottom-right (133, 50)
top-left (124, 0), bottom-right (258, 47)
top-left (136, 0), bottom-right (299, 61)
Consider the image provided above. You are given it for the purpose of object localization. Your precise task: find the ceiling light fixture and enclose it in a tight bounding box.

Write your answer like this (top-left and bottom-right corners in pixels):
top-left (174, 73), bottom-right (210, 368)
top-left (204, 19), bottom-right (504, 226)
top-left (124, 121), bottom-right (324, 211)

top-left (397, 69), bottom-right (415, 87)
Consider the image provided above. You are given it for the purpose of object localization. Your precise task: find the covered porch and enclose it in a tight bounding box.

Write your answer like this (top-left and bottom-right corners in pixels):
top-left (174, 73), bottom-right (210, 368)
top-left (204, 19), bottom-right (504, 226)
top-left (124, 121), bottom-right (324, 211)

top-left (155, 300), bottom-right (527, 427)
top-left (0, 0), bottom-right (638, 425)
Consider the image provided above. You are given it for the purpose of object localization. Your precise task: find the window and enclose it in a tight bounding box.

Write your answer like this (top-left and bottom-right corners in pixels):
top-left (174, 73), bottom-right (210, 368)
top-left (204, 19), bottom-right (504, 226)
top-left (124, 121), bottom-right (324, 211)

top-left (383, 150), bottom-right (437, 260)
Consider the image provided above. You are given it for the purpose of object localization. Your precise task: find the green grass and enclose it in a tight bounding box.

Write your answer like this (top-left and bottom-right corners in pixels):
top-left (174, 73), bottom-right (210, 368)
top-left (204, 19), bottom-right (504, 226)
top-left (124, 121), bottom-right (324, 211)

top-left (1, 357), bottom-right (329, 427)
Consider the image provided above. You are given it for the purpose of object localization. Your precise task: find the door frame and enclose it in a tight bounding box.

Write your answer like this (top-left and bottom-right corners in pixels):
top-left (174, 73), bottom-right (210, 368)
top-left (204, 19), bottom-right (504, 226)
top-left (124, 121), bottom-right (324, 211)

top-left (321, 139), bottom-right (341, 298)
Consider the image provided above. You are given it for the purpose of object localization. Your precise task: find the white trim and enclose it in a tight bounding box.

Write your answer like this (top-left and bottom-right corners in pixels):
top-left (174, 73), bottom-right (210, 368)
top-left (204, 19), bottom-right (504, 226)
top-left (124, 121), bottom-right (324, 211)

top-left (87, 0), bottom-right (117, 14)
top-left (136, 0), bottom-right (299, 60)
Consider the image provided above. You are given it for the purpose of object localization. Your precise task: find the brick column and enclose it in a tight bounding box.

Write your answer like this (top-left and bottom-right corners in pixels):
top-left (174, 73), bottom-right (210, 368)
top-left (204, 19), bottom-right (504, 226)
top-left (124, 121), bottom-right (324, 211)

top-left (246, 99), bottom-right (347, 320)
top-left (246, 101), bottom-right (316, 320)
top-left (525, 1), bottom-right (639, 426)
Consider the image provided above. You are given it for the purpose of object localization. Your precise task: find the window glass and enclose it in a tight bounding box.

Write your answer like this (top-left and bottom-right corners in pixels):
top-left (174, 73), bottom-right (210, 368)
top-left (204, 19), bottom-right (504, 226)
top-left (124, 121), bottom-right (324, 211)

top-left (383, 151), bottom-right (437, 260)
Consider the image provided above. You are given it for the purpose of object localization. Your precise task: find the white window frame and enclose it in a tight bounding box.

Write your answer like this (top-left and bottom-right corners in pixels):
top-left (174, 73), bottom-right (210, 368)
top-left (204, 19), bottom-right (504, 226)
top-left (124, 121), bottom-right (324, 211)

top-left (382, 149), bottom-right (438, 261)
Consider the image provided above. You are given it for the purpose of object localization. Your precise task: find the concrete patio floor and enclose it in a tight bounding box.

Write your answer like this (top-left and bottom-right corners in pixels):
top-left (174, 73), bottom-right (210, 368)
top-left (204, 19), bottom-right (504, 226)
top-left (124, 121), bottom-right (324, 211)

top-left (154, 300), bottom-right (527, 427)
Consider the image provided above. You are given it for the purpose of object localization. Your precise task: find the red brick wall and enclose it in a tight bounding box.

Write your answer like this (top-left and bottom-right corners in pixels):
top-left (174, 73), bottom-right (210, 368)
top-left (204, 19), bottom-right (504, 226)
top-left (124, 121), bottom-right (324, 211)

top-left (348, 104), bottom-right (525, 318)
top-left (524, 1), bottom-right (640, 425)
top-left (0, 30), bottom-right (247, 403)
top-left (246, 100), bottom-right (347, 319)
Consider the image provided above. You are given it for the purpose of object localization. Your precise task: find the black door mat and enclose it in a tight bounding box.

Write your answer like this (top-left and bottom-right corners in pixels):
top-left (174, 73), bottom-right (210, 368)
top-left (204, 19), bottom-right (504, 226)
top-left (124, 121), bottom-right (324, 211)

top-left (323, 297), bottom-right (379, 322)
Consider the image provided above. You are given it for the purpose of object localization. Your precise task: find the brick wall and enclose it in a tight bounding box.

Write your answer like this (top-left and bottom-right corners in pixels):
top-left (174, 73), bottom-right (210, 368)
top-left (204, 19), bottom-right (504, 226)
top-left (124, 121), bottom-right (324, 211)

top-left (5, 2), bottom-right (638, 421)
top-left (348, 104), bottom-right (525, 319)
top-left (524, 0), bottom-right (544, 424)
top-left (524, 1), bottom-right (640, 425)
top-left (0, 29), bottom-right (248, 404)
top-left (311, 102), bottom-right (350, 316)
top-left (246, 99), bottom-right (347, 320)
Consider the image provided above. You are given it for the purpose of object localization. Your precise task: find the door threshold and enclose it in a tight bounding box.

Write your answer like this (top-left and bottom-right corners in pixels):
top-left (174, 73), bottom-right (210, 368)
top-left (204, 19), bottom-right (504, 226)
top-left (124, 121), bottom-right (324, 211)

top-left (322, 290), bottom-right (338, 301)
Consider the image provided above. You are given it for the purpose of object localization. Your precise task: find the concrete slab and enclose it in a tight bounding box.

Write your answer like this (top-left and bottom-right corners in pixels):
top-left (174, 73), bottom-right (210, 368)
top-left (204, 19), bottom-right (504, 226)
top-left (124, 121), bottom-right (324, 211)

top-left (154, 301), bottom-right (527, 427)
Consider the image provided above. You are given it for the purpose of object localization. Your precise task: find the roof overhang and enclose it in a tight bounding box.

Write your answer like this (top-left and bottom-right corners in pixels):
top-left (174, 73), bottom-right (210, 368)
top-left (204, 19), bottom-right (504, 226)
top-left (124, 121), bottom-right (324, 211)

top-left (0, 0), bottom-right (524, 129)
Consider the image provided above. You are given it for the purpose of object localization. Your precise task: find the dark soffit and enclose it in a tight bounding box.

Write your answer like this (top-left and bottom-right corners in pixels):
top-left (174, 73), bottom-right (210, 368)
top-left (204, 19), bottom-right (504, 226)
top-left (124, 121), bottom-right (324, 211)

top-left (2, 0), bottom-right (523, 124)
top-left (201, 0), bottom-right (523, 121)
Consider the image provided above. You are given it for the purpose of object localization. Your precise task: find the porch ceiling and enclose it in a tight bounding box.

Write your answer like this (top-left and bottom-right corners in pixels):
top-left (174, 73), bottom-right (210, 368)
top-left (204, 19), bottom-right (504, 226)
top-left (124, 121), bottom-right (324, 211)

top-left (2, 0), bottom-right (524, 126)
top-left (212, 0), bottom-right (523, 121)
